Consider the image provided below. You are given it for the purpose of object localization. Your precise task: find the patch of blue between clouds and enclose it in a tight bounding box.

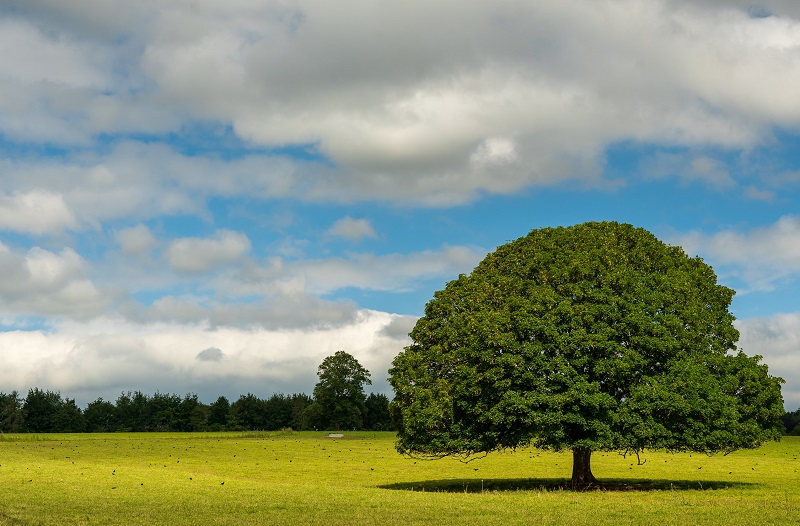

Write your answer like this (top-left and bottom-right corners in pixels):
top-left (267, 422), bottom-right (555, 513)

top-left (0, 316), bottom-right (53, 333)
top-left (0, 134), bottom-right (74, 160)
top-left (96, 123), bottom-right (328, 163)
top-left (747, 5), bottom-right (773, 18)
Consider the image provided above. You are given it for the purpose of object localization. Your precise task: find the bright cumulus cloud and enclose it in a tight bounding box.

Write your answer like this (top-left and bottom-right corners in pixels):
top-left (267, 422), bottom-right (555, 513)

top-left (0, 311), bottom-right (415, 405)
top-left (1, 0), bottom-right (800, 409)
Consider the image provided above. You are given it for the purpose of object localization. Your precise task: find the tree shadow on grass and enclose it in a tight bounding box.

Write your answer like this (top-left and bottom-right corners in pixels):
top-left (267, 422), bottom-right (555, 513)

top-left (378, 478), bottom-right (759, 493)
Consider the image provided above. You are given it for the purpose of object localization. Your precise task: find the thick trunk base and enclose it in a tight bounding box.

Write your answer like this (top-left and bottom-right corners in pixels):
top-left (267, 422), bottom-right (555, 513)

top-left (571, 448), bottom-right (598, 488)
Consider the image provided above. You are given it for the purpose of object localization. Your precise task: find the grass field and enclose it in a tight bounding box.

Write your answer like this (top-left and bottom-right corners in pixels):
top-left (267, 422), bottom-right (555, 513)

top-left (0, 432), bottom-right (798, 525)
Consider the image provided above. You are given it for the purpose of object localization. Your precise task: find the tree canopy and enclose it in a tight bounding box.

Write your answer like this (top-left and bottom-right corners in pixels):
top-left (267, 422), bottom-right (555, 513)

top-left (310, 350), bottom-right (372, 431)
top-left (388, 222), bottom-right (784, 486)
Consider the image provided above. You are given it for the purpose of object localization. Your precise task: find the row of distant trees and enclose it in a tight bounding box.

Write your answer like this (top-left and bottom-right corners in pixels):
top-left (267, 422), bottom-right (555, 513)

top-left (0, 351), bottom-right (393, 434)
top-left (0, 389), bottom-right (392, 433)
top-left (783, 408), bottom-right (800, 436)
top-left (2, 389), bottom-right (799, 435)
top-left (3, 385), bottom-right (798, 435)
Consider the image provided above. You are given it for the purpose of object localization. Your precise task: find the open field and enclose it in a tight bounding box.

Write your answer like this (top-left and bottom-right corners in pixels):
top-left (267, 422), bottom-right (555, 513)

top-left (0, 432), bottom-right (798, 525)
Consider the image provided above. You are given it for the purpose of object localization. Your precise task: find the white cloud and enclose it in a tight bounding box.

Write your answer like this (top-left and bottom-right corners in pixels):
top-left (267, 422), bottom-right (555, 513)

top-left (0, 191), bottom-right (77, 235)
top-left (116, 224), bottom-right (157, 255)
top-left (0, 18), bottom-right (110, 88)
top-left (743, 185), bottom-right (777, 202)
top-left (236, 245), bottom-right (486, 297)
top-left (166, 230), bottom-right (252, 273)
top-left (327, 216), bottom-right (377, 242)
top-left (737, 313), bottom-right (800, 410)
top-left (0, 0), bottom-right (149, 41)
top-left (641, 153), bottom-right (737, 190)
top-left (0, 244), bottom-right (110, 320)
top-left (673, 215), bottom-right (800, 291)
top-left (3, 1), bottom-right (800, 204)
top-left (0, 143), bottom-right (315, 231)
top-left (0, 310), bottom-right (409, 405)
top-left (470, 137), bottom-right (518, 166)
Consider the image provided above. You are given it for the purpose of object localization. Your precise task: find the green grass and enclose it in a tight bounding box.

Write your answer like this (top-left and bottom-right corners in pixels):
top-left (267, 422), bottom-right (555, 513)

top-left (0, 432), bottom-right (798, 525)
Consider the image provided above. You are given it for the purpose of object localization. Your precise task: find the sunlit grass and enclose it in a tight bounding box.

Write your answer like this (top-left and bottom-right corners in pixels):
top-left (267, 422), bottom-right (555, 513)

top-left (0, 432), bottom-right (797, 525)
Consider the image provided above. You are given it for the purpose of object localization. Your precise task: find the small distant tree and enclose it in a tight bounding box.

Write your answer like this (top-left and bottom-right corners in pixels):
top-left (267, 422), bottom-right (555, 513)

top-left (389, 222), bottom-right (784, 487)
top-left (783, 408), bottom-right (800, 436)
top-left (149, 392), bottom-right (183, 431)
top-left (0, 391), bottom-right (23, 433)
top-left (114, 391), bottom-right (152, 432)
top-left (364, 393), bottom-right (393, 431)
top-left (262, 393), bottom-right (293, 430)
top-left (311, 351), bottom-right (371, 430)
top-left (300, 401), bottom-right (324, 430)
top-left (21, 388), bottom-right (64, 433)
top-left (53, 398), bottom-right (86, 433)
top-left (290, 393), bottom-right (313, 430)
top-left (208, 396), bottom-right (231, 431)
top-left (181, 394), bottom-right (209, 431)
top-left (229, 393), bottom-right (267, 430)
top-left (84, 398), bottom-right (117, 432)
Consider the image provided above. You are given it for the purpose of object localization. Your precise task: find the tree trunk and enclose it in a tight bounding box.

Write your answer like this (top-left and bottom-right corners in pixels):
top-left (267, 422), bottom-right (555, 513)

top-left (571, 447), bottom-right (598, 487)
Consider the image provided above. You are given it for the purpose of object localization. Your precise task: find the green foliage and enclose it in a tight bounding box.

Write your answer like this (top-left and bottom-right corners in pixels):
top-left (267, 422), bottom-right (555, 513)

top-left (7, 388), bottom-right (322, 434)
top-left (389, 222), bottom-right (784, 468)
top-left (364, 393), bottom-right (394, 431)
top-left (52, 398), bottom-right (86, 433)
top-left (114, 391), bottom-right (151, 432)
top-left (21, 388), bottom-right (85, 433)
top-left (783, 408), bottom-right (800, 435)
top-left (311, 350), bottom-right (372, 430)
top-left (0, 390), bottom-right (23, 432)
top-left (289, 392), bottom-right (313, 430)
top-left (228, 392), bottom-right (314, 431)
top-left (229, 393), bottom-right (268, 430)
top-left (84, 398), bottom-right (117, 432)
top-left (208, 396), bottom-right (231, 430)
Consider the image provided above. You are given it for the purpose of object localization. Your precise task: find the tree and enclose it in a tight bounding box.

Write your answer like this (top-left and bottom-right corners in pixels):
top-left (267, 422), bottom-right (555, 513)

top-left (21, 388), bottom-right (64, 433)
top-left (114, 391), bottom-right (151, 432)
top-left (311, 351), bottom-right (371, 430)
top-left (208, 396), bottom-right (231, 431)
top-left (289, 393), bottom-right (313, 430)
top-left (389, 222), bottom-right (784, 487)
top-left (262, 393), bottom-right (293, 430)
top-left (229, 393), bottom-right (267, 430)
top-left (52, 397), bottom-right (86, 433)
top-left (180, 394), bottom-right (209, 431)
top-left (782, 408), bottom-right (800, 436)
top-left (364, 393), bottom-right (393, 431)
top-left (149, 392), bottom-right (183, 431)
top-left (0, 391), bottom-right (23, 432)
top-left (84, 398), bottom-right (117, 432)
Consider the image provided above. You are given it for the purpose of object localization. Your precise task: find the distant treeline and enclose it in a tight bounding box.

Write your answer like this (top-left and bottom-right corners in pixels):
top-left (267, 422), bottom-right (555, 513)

top-left (784, 408), bottom-right (800, 436)
top-left (0, 389), bottom-right (393, 433)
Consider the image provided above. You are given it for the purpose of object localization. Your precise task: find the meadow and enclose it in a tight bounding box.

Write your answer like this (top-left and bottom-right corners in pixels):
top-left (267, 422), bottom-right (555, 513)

top-left (0, 431), bottom-right (798, 525)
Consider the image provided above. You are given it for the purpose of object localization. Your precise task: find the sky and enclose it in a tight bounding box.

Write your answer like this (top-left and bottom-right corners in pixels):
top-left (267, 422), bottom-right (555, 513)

top-left (1, 0), bottom-right (800, 410)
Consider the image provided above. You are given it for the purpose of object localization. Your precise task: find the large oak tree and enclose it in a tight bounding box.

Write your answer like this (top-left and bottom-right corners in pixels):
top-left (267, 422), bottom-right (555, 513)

top-left (389, 222), bottom-right (784, 486)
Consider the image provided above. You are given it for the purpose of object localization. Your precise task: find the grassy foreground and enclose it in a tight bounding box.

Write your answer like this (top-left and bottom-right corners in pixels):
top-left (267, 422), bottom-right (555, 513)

top-left (0, 432), bottom-right (798, 525)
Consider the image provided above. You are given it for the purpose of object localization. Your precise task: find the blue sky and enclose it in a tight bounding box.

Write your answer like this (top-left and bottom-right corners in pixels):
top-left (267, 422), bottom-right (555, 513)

top-left (1, 0), bottom-right (800, 410)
